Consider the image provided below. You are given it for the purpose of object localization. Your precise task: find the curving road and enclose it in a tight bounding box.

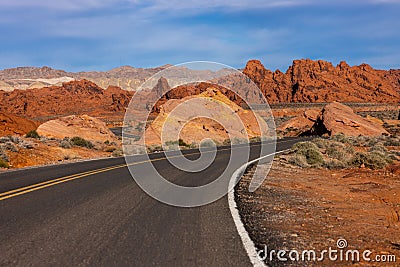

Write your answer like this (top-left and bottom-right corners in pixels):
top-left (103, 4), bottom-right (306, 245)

top-left (0, 138), bottom-right (307, 266)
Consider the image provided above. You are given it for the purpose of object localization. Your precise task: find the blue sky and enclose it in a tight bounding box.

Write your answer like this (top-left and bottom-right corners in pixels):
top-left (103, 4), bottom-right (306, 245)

top-left (0, 0), bottom-right (399, 71)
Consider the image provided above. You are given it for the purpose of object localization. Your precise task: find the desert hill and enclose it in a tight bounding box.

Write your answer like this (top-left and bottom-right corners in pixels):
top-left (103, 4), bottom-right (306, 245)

top-left (0, 80), bottom-right (134, 122)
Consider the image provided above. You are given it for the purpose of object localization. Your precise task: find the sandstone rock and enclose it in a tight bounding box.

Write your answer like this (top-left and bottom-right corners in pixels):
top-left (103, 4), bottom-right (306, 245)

top-left (0, 80), bottom-right (134, 121)
top-left (277, 110), bottom-right (319, 137)
top-left (243, 59), bottom-right (400, 103)
top-left (37, 115), bottom-right (118, 143)
top-left (144, 87), bottom-right (267, 145)
top-left (0, 112), bottom-right (39, 136)
top-left (309, 102), bottom-right (389, 136)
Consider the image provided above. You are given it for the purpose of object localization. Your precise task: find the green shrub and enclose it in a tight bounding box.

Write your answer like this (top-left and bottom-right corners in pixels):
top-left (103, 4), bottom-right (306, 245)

top-left (112, 149), bottom-right (123, 157)
top-left (331, 133), bottom-right (349, 144)
top-left (384, 138), bottom-right (400, 146)
top-left (178, 139), bottom-right (188, 147)
top-left (105, 147), bottom-right (117, 152)
top-left (289, 154), bottom-right (309, 168)
top-left (323, 159), bottom-right (348, 170)
top-left (349, 152), bottom-right (388, 170)
top-left (292, 141), bottom-right (319, 152)
top-left (25, 130), bottom-right (40, 139)
top-left (70, 136), bottom-right (94, 149)
top-left (312, 138), bottom-right (329, 149)
top-left (292, 141), bottom-right (324, 166)
top-left (147, 145), bottom-right (163, 153)
top-left (302, 148), bottom-right (324, 166)
top-left (222, 139), bottom-right (231, 146)
top-left (0, 158), bottom-right (9, 168)
top-left (368, 144), bottom-right (387, 154)
top-left (59, 139), bottom-right (72, 149)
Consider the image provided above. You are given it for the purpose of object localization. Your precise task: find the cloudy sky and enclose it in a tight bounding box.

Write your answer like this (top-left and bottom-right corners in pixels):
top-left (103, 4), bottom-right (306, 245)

top-left (0, 0), bottom-right (399, 71)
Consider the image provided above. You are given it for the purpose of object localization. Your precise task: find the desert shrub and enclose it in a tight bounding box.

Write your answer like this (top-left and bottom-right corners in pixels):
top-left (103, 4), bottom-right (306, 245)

top-left (3, 142), bottom-right (18, 152)
top-left (289, 154), bottom-right (309, 168)
top-left (19, 140), bottom-right (34, 149)
top-left (231, 137), bottom-right (248, 145)
top-left (368, 144), bottom-right (388, 154)
top-left (292, 141), bottom-right (319, 152)
top-left (0, 137), bottom-right (10, 143)
top-left (347, 136), bottom-right (367, 147)
top-left (147, 145), bottom-right (163, 153)
top-left (331, 133), bottom-right (349, 144)
top-left (292, 141), bottom-right (324, 166)
top-left (312, 138), bottom-right (330, 149)
top-left (249, 136), bottom-right (261, 143)
top-left (59, 138), bottom-right (72, 149)
top-left (0, 158), bottom-right (9, 168)
top-left (326, 146), bottom-right (346, 160)
top-left (189, 142), bottom-right (198, 149)
top-left (0, 147), bottom-right (9, 162)
top-left (384, 137), bottom-right (400, 146)
top-left (349, 152), bottom-right (388, 170)
top-left (222, 139), bottom-right (231, 146)
top-left (178, 139), bottom-right (188, 147)
top-left (112, 149), bottom-right (123, 157)
top-left (366, 137), bottom-right (381, 147)
top-left (323, 159), bottom-right (348, 170)
top-left (104, 140), bottom-right (110, 145)
top-left (303, 148), bottom-right (324, 166)
top-left (105, 146), bottom-right (117, 152)
top-left (25, 130), bottom-right (40, 139)
top-left (70, 136), bottom-right (94, 149)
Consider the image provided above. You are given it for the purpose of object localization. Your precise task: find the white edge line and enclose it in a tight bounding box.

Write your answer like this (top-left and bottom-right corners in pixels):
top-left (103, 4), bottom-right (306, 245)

top-left (228, 149), bottom-right (291, 267)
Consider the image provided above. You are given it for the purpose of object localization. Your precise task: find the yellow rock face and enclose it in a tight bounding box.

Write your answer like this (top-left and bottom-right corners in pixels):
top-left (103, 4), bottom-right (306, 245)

top-left (143, 87), bottom-right (267, 145)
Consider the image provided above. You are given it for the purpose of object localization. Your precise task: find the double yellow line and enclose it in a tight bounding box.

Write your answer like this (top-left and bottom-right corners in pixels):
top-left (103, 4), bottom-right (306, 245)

top-left (0, 150), bottom-right (214, 201)
top-left (0, 163), bottom-right (127, 201)
top-left (0, 140), bottom-right (291, 202)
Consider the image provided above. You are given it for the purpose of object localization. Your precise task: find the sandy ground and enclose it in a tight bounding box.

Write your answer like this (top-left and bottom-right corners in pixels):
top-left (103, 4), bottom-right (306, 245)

top-left (236, 160), bottom-right (400, 266)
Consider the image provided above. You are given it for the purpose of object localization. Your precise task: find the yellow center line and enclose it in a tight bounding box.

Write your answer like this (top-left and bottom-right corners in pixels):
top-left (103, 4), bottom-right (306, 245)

top-left (0, 139), bottom-right (294, 201)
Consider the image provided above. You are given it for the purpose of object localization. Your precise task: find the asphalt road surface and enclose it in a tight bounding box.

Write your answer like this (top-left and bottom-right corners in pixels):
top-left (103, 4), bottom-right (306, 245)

top-left (0, 137), bottom-right (307, 266)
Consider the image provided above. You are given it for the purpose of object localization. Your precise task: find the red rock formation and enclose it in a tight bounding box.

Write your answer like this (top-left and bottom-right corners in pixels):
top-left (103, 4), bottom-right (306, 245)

top-left (0, 80), bottom-right (134, 121)
top-left (243, 59), bottom-right (400, 103)
top-left (0, 112), bottom-right (39, 136)
top-left (309, 102), bottom-right (389, 136)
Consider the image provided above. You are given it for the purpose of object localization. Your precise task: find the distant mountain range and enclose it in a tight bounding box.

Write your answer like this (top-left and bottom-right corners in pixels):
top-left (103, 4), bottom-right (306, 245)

top-left (0, 65), bottom-right (172, 91)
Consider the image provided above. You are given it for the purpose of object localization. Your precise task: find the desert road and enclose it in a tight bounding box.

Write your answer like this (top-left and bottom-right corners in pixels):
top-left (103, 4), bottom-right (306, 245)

top-left (0, 137), bottom-right (307, 266)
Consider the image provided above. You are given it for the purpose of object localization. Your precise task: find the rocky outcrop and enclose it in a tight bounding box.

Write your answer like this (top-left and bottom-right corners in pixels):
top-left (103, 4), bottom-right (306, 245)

top-left (309, 102), bottom-right (389, 136)
top-left (0, 112), bottom-right (39, 136)
top-left (144, 87), bottom-right (265, 145)
top-left (243, 59), bottom-right (400, 103)
top-left (0, 80), bottom-right (134, 121)
top-left (277, 110), bottom-right (319, 137)
top-left (37, 115), bottom-right (118, 143)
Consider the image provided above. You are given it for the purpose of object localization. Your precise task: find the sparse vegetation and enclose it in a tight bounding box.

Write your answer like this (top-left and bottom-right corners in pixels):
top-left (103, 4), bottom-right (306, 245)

top-left (292, 141), bottom-right (324, 166)
top-left (70, 136), bottom-right (94, 149)
top-left (0, 158), bottom-right (9, 169)
top-left (287, 134), bottom-right (399, 170)
top-left (25, 130), bottom-right (40, 139)
top-left (112, 149), bottom-right (123, 157)
top-left (59, 138), bottom-right (72, 149)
